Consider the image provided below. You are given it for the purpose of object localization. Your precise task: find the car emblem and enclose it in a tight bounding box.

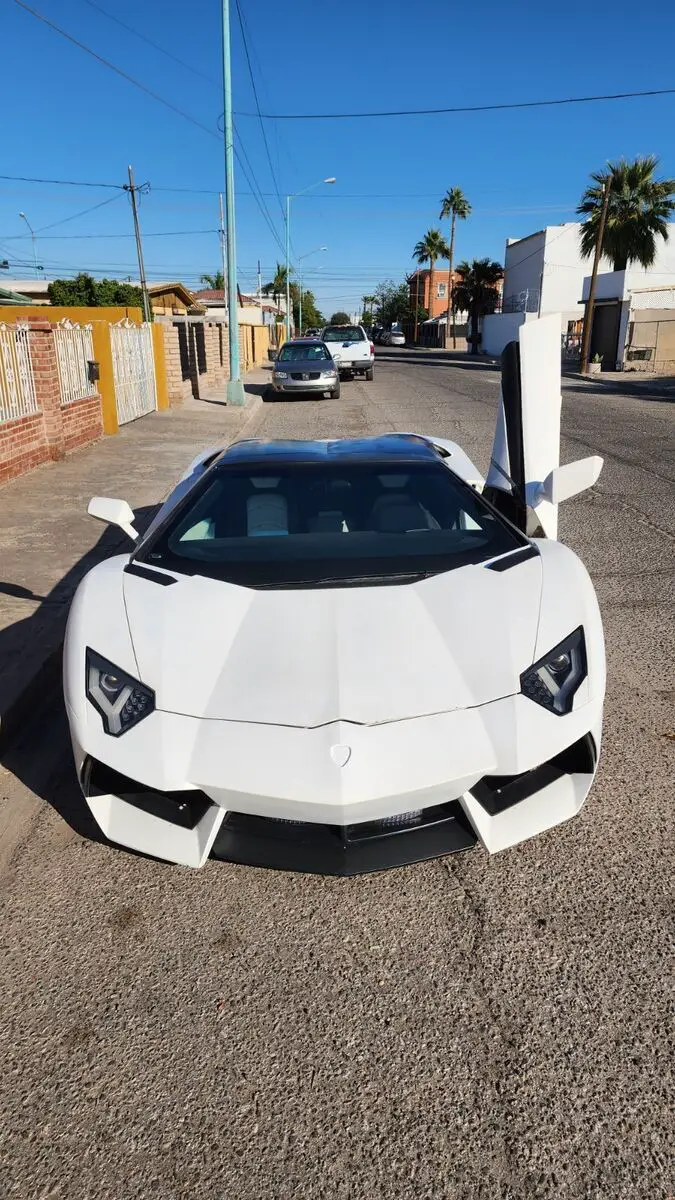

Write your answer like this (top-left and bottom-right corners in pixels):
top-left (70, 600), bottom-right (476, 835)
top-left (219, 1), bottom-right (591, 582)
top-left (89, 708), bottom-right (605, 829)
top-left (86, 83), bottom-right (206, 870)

top-left (330, 744), bottom-right (351, 767)
top-left (302, 373), bottom-right (309, 380)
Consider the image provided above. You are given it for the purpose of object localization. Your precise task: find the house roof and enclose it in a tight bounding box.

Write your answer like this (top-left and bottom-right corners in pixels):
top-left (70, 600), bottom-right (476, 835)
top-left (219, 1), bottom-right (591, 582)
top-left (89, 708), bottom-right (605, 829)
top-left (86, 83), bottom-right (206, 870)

top-left (194, 288), bottom-right (225, 301)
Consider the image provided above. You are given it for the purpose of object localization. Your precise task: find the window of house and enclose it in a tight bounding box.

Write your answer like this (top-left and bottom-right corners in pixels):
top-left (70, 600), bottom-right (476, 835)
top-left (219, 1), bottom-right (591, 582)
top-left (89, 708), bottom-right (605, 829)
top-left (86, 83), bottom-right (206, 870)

top-left (437, 283), bottom-right (446, 299)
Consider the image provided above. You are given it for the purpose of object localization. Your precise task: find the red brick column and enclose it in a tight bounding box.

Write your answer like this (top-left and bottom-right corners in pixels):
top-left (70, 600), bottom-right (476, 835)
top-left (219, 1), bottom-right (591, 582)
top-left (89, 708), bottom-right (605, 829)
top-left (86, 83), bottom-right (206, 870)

top-left (29, 322), bottom-right (65, 461)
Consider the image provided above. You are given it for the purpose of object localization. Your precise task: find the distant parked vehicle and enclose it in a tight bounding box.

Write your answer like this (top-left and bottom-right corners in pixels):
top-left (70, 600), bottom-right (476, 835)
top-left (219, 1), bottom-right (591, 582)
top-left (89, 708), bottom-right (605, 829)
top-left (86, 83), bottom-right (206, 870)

top-left (322, 324), bottom-right (375, 380)
top-left (389, 330), bottom-right (405, 346)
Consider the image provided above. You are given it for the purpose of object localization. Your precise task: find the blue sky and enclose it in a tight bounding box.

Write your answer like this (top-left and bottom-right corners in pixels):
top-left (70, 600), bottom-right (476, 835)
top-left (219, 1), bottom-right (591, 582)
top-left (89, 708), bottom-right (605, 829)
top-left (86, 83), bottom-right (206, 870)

top-left (2, 0), bottom-right (675, 318)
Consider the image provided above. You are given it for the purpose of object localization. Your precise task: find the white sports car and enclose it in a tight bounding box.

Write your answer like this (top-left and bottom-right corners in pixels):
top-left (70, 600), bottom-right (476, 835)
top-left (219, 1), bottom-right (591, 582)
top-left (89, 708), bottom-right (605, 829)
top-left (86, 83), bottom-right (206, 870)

top-left (64, 316), bottom-right (605, 873)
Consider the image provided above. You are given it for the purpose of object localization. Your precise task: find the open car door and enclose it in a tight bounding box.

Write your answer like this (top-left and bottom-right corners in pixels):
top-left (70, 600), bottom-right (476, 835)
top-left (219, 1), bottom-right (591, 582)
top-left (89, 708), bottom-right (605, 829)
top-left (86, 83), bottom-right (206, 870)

top-left (485, 314), bottom-right (602, 539)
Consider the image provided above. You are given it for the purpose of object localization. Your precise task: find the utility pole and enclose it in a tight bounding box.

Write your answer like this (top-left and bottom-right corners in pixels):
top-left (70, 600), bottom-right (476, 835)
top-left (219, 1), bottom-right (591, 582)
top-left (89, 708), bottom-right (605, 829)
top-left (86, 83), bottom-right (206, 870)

top-left (218, 192), bottom-right (228, 319)
top-left (125, 166), bottom-right (151, 323)
top-left (257, 259), bottom-right (262, 299)
top-left (580, 176), bottom-right (611, 375)
top-left (221, 0), bottom-right (245, 404)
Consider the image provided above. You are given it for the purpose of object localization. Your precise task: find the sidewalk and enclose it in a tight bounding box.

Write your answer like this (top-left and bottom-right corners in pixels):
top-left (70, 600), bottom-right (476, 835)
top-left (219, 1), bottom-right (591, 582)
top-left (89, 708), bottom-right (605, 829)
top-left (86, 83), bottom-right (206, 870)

top-left (0, 369), bottom-right (267, 743)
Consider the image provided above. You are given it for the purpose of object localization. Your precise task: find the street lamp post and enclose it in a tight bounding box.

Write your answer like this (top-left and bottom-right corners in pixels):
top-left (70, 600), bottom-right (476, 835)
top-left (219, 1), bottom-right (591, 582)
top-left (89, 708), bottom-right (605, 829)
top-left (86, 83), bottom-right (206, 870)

top-left (285, 179), bottom-right (335, 341)
top-left (19, 212), bottom-right (38, 279)
top-left (297, 246), bottom-right (327, 333)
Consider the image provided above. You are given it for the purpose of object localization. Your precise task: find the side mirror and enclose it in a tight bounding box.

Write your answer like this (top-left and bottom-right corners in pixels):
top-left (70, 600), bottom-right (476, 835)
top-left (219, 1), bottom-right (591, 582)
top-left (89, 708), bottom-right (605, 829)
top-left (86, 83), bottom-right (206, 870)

top-left (88, 496), bottom-right (138, 542)
top-left (540, 456), bottom-right (603, 505)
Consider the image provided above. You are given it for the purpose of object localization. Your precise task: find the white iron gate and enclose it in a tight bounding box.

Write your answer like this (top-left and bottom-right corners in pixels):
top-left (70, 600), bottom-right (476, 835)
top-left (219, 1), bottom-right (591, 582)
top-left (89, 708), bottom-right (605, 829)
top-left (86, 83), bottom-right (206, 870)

top-left (110, 320), bottom-right (157, 425)
top-left (0, 323), bottom-right (38, 424)
top-left (54, 319), bottom-right (97, 406)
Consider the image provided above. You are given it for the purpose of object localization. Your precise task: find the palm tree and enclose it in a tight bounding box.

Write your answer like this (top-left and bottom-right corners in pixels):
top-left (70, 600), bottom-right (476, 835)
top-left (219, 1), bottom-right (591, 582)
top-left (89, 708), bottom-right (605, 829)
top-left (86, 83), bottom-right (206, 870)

top-left (440, 187), bottom-right (471, 348)
top-left (412, 230), bottom-right (450, 338)
top-left (199, 271), bottom-right (225, 289)
top-left (262, 262), bottom-right (290, 308)
top-left (453, 259), bottom-right (503, 355)
top-left (577, 156), bottom-right (675, 271)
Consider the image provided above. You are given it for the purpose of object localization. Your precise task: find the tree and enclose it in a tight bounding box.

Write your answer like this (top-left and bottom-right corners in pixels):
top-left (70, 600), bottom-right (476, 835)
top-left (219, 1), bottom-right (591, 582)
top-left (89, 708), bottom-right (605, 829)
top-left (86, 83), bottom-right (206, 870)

top-left (199, 270), bottom-right (224, 289)
top-left (47, 273), bottom-right (145, 311)
top-left (412, 230), bottom-right (450, 330)
top-left (440, 187), bottom-right (471, 348)
top-left (329, 311), bottom-right (351, 324)
top-left (577, 156), bottom-right (675, 271)
top-left (453, 259), bottom-right (503, 354)
top-left (261, 262), bottom-right (290, 308)
top-left (373, 279), bottom-right (426, 328)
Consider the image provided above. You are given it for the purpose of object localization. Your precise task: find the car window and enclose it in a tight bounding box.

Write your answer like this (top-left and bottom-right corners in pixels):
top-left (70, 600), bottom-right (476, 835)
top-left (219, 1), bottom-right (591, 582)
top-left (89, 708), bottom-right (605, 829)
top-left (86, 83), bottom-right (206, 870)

top-left (140, 461), bottom-right (526, 588)
top-left (278, 344), bottom-right (330, 362)
top-left (323, 327), bottom-right (365, 342)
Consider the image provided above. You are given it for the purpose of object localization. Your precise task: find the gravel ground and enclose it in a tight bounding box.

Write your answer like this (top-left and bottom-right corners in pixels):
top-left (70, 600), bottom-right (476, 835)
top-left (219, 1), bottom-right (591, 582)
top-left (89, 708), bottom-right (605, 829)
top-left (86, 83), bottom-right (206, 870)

top-left (1, 348), bottom-right (673, 1199)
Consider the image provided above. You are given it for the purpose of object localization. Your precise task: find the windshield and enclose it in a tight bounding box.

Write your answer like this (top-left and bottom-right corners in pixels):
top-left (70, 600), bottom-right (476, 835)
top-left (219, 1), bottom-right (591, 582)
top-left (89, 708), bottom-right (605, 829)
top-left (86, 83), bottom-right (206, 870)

top-left (278, 343), bottom-right (330, 363)
top-left (139, 461), bottom-right (525, 588)
top-left (323, 326), bottom-right (365, 343)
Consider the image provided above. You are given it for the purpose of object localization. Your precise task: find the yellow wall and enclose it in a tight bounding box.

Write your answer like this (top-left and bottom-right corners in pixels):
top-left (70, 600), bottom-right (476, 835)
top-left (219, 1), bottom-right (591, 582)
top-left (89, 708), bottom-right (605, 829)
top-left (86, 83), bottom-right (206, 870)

top-left (0, 305), bottom-right (143, 325)
top-left (151, 323), bottom-right (170, 411)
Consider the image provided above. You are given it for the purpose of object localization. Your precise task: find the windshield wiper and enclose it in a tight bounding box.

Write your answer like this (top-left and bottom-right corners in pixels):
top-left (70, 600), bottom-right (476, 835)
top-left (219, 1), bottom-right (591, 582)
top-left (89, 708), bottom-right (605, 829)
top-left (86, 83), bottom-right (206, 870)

top-left (255, 571), bottom-right (435, 590)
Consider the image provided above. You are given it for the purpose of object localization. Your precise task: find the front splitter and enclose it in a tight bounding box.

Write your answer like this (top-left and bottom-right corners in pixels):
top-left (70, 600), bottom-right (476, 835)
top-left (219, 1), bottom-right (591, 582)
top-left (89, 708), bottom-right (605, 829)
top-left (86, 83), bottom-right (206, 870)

top-left (210, 799), bottom-right (477, 875)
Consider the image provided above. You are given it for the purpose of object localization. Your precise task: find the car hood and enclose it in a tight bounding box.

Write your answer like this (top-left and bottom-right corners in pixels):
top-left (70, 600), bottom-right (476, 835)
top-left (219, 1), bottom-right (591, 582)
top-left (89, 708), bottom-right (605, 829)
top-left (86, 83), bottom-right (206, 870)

top-left (123, 557), bottom-right (542, 726)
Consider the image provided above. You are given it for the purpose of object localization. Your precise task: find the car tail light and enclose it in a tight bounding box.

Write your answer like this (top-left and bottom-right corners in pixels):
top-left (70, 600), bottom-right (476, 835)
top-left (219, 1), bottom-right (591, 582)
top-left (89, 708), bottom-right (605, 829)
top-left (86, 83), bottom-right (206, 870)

top-left (369, 343), bottom-right (374, 355)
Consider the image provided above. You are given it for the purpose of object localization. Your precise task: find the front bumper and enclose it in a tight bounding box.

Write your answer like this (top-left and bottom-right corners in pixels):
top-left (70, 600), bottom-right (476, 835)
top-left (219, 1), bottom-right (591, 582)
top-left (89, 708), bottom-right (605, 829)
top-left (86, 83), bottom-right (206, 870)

top-left (271, 375), bottom-right (337, 392)
top-left (68, 692), bottom-right (603, 872)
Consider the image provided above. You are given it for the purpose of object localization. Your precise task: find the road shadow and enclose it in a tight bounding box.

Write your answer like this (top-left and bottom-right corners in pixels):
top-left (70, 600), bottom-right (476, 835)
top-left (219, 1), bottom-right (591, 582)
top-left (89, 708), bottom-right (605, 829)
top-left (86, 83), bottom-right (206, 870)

top-left (563, 373), bottom-right (675, 403)
top-left (0, 505), bottom-right (159, 846)
top-left (375, 348), bottom-right (501, 372)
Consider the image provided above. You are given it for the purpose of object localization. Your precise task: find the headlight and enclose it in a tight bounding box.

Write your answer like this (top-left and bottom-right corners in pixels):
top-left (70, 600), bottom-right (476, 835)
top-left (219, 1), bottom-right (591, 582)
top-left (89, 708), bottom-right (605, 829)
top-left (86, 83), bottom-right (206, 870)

top-left (320, 369), bottom-right (337, 378)
top-left (86, 648), bottom-right (155, 736)
top-left (273, 371), bottom-right (288, 379)
top-left (333, 353), bottom-right (342, 363)
top-left (520, 627), bottom-right (586, 715)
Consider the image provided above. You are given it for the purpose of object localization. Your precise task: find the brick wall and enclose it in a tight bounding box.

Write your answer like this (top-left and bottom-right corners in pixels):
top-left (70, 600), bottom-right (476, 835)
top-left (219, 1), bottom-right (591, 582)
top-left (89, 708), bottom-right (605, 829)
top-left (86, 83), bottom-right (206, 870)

top-left (0, 321), bottom-right (103, 486)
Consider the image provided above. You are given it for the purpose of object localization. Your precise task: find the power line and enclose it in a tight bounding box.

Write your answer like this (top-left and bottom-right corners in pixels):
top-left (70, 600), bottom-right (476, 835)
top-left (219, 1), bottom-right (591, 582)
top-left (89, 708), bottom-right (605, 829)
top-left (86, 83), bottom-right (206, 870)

top-left (239, 86), bottom-right (675, 121)
top-left (77, 0), bottom-right (215, 84)
top-left (0, 172), bottom-right (122, 189)
top-left (5, 228), bottom-right (219, 241)
top-left (13, 0), bottom-right (288, 257)
top-left (13, 1), bottom-right (220, 139)
top-left (36, 191), bottom-right (125, 232)
top-left (234, 0), bottom-right (285, 224)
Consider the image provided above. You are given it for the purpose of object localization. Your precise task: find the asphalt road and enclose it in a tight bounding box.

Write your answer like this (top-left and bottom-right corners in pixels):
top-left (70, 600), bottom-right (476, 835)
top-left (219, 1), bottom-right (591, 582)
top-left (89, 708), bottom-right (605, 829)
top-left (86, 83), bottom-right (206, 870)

top-left (1, 347), bottom-right (673, 1200)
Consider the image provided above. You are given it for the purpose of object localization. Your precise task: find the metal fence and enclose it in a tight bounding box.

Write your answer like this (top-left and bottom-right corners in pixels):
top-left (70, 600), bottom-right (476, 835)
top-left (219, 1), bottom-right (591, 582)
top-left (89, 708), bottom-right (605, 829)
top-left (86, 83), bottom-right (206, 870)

top-left (110, 320), bottom-right (157, 425)
top-left (54, 320), bottom-right (97, 407)
top-left (502, 289), bottom-right (540, 314)
top-left (0, 323), bottom-right (38, 424)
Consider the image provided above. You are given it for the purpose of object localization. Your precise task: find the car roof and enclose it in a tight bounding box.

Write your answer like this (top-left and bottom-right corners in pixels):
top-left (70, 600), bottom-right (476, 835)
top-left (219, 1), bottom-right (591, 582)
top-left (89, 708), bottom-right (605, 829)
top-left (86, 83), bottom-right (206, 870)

top-left (281, 338), bottom-right (326, 347)
top-left (220, 434), bottom-right (441, 466)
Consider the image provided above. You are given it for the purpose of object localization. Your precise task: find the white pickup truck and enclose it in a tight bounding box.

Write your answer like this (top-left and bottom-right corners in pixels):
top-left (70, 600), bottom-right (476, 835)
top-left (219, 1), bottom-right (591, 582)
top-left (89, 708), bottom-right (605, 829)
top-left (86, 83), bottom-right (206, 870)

top-left (322, 324), bottom-right (375, 380)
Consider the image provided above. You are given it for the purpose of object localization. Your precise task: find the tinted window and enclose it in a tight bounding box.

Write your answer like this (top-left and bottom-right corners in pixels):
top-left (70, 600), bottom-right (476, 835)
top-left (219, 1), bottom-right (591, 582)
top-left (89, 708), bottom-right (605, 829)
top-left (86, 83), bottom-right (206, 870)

top-left (140, 462), bottom-right (525, 588)
top-left (323, 326), bottom-right (365, 342)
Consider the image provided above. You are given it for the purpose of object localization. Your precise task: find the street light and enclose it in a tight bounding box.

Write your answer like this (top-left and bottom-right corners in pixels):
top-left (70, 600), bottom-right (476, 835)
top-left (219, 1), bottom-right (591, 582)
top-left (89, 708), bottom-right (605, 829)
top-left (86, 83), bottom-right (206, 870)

top-left (19, 212), bottom-right (39, 279)
top-left (297, 246), bottom-right (327, 333)
top-left (285, 179), bottom-right (335, 339)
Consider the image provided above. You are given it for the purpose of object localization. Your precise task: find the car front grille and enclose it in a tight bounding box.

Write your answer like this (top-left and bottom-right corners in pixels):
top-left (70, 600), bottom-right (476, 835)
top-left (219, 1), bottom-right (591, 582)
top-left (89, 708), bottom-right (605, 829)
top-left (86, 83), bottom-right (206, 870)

top-left (290, 372), bottom-right (320, 380)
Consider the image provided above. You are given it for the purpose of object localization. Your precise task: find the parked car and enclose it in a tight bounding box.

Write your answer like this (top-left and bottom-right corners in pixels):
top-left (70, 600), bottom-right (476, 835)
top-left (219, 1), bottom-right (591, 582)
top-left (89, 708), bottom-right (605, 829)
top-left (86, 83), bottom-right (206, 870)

top-left (380, 330), bottom-right (392, 345)
top-left (389, 330), bottom-right (405, 346)
top-left (304, 327), bottom-right (321, 338)
top-left (267, 339), bottom-right (340, 400)
top-left (65, 314), bottom-right (606, 872)
top-left (322, 324), bottom-right (375, 379)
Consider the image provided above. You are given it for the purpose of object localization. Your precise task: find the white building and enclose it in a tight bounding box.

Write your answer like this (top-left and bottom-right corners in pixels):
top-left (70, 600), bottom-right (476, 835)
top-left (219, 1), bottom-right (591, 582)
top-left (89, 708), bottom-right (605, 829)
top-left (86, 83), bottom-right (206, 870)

top-left (482, 222), bottom-right (675, 359)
